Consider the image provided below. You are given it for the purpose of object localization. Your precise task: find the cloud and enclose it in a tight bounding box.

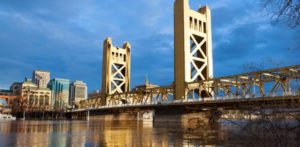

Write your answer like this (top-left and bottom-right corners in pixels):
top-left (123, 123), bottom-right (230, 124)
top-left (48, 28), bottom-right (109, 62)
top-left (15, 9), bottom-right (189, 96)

top-left (130, 34), bottom-right (174, 88)
top-left (214, 23), bottom-right (260, 61)
top-left (0, 0), bottom-right (298, 93)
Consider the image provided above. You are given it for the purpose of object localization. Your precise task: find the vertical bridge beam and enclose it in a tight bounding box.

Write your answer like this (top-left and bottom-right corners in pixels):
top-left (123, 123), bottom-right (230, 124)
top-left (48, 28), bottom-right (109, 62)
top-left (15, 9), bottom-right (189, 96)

top-left (174, 0), bottom-right (213, 100)
top-left (101, 38), bottom-right (131, 106)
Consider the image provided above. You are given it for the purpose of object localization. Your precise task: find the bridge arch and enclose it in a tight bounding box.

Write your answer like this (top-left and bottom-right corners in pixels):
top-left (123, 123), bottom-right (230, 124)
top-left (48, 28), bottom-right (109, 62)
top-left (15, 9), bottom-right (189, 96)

top-left (200, 90), bottom-right (212, 98)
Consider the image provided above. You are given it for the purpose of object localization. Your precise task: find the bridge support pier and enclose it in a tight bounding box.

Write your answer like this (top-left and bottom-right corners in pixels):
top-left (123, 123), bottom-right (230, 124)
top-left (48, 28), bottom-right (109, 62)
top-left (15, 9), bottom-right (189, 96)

top-left (208, 109), bottom-right (222, 123)
top-left (142, 109), bottom-right (155, 122)
top-left (68, 107), bottom-right (217, 122)
top-left (87, 110), bottom-right (90, 121)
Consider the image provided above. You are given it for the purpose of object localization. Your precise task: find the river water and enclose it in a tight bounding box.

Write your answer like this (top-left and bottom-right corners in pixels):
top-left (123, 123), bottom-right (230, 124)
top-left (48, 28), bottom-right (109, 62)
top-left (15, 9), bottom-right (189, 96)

top-left (0, 120), bottom-right (233, 147)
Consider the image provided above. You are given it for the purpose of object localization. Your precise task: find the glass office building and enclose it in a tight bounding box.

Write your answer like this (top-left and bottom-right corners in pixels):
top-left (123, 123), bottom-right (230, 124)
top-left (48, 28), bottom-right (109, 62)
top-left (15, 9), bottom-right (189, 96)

top-left (47, 78), bottom-right (70, 107)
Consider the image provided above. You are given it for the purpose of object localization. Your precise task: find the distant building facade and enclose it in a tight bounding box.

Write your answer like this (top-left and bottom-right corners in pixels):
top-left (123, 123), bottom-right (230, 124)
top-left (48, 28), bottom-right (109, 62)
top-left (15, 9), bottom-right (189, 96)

top-left (47, 78), bottom-right (70, 107)
top-left (21, 78), bottom-right (52, 107)
top-left (69, 81), bottom-right (87, 107)
top-left (132, 77), bottom-right (159, 91)
top-left (32, 70), bottom-right (50, 88)
top-left (0, 89), bottom-right (12, 96)
top-left (10, 82), bottom-right (23, 96)
top-left (88, 90), bottom-right (101, 99)
top-left (7, 78), bottom-right (52, 111)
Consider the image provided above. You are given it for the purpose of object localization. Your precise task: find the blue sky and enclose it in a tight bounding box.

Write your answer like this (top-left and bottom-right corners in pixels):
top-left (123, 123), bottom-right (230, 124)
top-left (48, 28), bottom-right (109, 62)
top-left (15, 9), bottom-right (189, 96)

top-left (0, 0), bottom-right (299, 92)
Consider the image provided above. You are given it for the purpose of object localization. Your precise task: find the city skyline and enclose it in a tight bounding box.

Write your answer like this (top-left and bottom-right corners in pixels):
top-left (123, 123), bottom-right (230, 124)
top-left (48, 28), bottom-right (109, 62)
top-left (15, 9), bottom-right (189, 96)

top-left (0, 0), bottom-right (299, 93)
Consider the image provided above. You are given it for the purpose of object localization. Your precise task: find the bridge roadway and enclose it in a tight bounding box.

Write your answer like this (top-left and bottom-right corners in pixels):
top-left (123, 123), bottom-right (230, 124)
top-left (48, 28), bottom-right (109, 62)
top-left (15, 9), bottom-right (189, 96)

top-left (68, 92), bottom-right (300, 113)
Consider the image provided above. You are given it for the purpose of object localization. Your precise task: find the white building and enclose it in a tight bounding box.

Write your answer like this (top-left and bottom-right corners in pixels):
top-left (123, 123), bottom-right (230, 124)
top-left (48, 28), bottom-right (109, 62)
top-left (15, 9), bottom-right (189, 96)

top-left (88, 90), bottom-right (101, 99)
top-left (69, 81), bottom-right (87, 108)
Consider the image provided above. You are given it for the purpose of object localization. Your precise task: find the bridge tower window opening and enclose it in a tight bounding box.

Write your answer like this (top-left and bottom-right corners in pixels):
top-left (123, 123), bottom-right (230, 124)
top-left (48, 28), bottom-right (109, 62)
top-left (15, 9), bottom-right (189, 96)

top-left (194, 19), bottom-right (198, 30)
top-left (190, 17), bottom-right (193, 29)
top-left (199, 20), bottom-right (202, 32)
top-left (203, 22), bottom-right (207, 33)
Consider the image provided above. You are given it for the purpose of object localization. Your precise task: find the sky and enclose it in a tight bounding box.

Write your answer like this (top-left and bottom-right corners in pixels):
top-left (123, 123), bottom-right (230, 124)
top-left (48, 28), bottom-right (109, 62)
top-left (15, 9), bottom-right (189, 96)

top-left (0, 0), bottom-right (299, 93)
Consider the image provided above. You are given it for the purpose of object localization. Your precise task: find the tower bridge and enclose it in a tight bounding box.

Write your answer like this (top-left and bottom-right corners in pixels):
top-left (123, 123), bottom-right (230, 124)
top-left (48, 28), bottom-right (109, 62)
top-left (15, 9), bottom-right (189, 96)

top-left (67, 0), bottom-right (300, 122)
top-left (78, 65), bottom-right (300, 109)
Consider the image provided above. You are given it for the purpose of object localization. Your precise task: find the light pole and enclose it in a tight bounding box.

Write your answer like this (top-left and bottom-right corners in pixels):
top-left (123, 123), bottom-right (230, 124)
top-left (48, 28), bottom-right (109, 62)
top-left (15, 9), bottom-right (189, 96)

top-left (253, 78), bottom-right (256, 98)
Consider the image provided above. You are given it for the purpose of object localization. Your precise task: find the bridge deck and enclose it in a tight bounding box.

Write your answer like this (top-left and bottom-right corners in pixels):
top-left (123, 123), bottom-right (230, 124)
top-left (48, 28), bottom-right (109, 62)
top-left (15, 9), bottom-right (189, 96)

top-left (70, 94), bottom-right (300, 113)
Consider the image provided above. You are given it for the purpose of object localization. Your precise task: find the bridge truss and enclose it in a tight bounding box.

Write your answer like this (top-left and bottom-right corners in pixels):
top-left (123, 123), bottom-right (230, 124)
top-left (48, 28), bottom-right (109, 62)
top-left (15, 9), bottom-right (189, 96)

top-left (79, 65), bottom-right (300, 109)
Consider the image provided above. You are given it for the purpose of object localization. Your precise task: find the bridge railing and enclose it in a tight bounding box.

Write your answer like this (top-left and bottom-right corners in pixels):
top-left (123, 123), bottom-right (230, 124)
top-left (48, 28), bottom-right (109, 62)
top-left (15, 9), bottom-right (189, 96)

top-left (71, 91), bottom-right (299, 112)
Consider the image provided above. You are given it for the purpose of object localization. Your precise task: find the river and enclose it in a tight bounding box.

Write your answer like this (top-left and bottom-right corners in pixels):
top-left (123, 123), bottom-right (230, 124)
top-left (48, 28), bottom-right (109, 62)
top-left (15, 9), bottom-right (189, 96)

top-left (0, 120), bottom-right (233, 147)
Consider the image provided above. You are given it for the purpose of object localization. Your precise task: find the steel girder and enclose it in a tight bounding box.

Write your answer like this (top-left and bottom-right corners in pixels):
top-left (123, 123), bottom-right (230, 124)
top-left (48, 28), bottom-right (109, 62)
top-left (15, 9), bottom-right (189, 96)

top-left (79, 65), bottom-right (300, 109)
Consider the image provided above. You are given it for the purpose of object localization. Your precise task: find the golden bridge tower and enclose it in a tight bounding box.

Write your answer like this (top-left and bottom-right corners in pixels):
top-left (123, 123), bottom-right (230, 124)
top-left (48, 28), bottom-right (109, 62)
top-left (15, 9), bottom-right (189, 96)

top-left (174, 0), bottom-right (213, 100)
top-left (101, 38), bottom-right (131, 106)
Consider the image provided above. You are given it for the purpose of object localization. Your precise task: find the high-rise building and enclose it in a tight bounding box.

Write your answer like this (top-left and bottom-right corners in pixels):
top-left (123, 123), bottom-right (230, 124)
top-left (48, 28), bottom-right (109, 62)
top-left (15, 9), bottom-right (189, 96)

top-left (47, 78), bottom-right (70, 107)
top-left (32, 70), bottom-right (50, 88)
top-left (69, 81), bottom-right (87, 107)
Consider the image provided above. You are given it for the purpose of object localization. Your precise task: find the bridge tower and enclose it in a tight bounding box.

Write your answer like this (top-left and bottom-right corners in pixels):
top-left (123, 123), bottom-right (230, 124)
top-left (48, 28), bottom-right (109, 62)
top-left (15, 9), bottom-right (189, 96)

top-left (174, 0), bottom-right (213, 100)
top-left (101, 38), bottom-right (131, 106)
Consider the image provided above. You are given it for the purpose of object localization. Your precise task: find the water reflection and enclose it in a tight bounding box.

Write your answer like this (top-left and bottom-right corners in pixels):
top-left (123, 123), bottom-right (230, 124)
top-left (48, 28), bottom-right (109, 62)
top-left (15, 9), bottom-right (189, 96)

top-left (0, 120), bottom-right (226, 146)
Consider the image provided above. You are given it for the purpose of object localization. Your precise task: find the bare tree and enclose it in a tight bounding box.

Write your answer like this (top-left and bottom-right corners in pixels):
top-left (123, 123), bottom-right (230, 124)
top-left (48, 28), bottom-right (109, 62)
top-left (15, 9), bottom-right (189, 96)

top-left (260, 0), bottom-right (300, 57)
top-left (11, 89), bottom-right (28, 118)
top-left (189, 59), bottom-right (300, 146)
top-left (260, 0), bottom-right (300, 29)
top-left (242, 56), bottom-right (284, 72)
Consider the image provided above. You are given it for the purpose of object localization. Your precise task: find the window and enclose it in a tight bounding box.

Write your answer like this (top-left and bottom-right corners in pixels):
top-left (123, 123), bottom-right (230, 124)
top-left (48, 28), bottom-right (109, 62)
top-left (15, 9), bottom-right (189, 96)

top-left (190, 17), bottom-right (193, 28)
top-left (14, 86), bottom-right (19, 89)
top-left (199, 21), bottom-right (202, 32)
top-left (124, 55), bottom-right (126, 62)
top-left (34, 96), bottom-right (38, 105)
top-left (45, 96), bottom-right (49, 105)
top-left (203, 22), bottom-right (207, 33)
top-left (194, 19), bottom-right (197, 30)
top-left (29, 95), bottom-right (34, 104)
top-left (39, 95), bottom-right (44, 105)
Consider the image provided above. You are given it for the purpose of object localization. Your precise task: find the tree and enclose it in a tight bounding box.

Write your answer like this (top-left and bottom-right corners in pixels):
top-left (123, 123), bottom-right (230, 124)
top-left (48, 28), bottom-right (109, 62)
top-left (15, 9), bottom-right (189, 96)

top-left (260, 0), bottom-right (300, 30)
top-left (230, 59), bottom-right (299, 146)
top-left (53, 92), bottom-right (68, 119)
top-left (189, 59), bottom-right (300, 146)
top-left (12, 90), bottom-right (27, 118)
top-left (241, 56), bottom-right (284, 72)
top-left (260, 0), bottom-right (300, 53)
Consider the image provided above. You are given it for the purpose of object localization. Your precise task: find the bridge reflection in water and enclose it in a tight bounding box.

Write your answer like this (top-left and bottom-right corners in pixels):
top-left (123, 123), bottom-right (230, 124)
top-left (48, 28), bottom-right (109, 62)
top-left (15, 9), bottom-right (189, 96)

top-left (0, 120), bottom-right (229, 147)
